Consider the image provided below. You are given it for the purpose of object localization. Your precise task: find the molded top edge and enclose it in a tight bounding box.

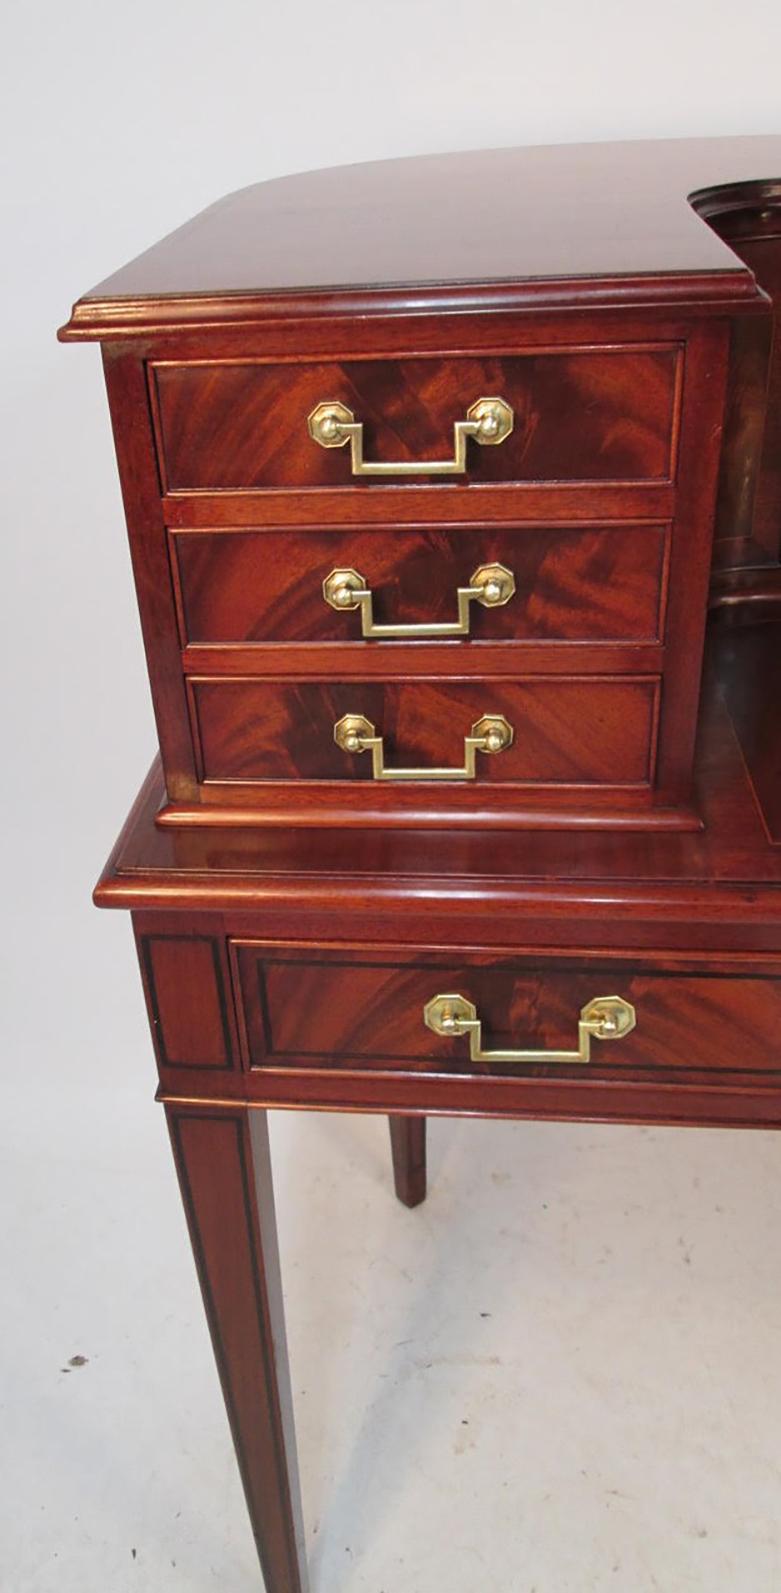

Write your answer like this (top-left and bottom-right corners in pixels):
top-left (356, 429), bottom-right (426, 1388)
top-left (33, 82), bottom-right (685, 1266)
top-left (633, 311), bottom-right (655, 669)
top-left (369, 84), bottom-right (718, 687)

top-left (61, 135), bottom-right (781, 339)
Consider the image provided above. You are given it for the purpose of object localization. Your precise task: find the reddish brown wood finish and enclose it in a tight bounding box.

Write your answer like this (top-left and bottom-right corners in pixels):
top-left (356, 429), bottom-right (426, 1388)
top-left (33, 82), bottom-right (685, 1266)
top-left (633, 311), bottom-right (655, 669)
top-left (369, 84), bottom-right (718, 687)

top-left (166, 1106), bottom-right (307, 1593)
top-left (695, 180), bottom-right (781, 573)
top-left (59, 137), bottom-right (781, 333)
top-left (233, 942), bottom-right (781, 1083)
top-left (109, 632), bottom-right (781, 1143)
top-left (101, 348), bottom-right (199, 802)
top-left (189, 675), bottom-right (658, 785)
top-left (64, 304), bottom-right (733, 836)
top-left (99, 313), bottom-right (724, 832)
top-left (60, 138), bottom-right (781, 831)
top-left (151, 349), bottom-right (680, 491)
top-left (388, 1116), bottom-right (427, 1208)
top-left (64, 140), bottom-right (781, 1587)
top-left (96, 635), bottom-right (781, 931)
top-left (171, 522), bottom-right (669, 648)
top-left (92, 622), bottom-right (781, 1592)
top-left (139, 932), bottom-right (237, 1069)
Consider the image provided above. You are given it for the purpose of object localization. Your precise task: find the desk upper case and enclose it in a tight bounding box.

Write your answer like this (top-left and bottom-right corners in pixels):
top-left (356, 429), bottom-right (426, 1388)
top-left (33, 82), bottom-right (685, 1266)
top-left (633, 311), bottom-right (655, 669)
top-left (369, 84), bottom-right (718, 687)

top-left (61, 136), bottom-right (781, 832)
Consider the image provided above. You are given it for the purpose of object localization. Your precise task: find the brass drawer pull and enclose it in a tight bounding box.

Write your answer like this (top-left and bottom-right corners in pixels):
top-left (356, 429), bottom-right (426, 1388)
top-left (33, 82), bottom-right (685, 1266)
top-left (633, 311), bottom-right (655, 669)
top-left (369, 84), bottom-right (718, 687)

top-left (424, 992), bottom-right (636, 1064)
top-left (323, 562), bottom-right (516, 638)
top-left (308, 396), bottom-right (514, 477)
top-left (334, 713), bottom-right (513, 781)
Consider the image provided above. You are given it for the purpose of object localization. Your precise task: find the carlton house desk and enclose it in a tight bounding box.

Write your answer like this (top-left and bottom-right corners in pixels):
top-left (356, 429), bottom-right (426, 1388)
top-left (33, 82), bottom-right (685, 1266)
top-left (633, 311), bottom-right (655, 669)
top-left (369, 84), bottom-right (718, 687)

top-left (60, 136), bottom-right (781, 1590)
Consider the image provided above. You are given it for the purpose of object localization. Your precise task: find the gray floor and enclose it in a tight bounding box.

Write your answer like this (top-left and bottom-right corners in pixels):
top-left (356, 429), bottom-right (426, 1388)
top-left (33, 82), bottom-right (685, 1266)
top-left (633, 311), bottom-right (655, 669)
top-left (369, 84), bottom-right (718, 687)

top-left (3, 1005), bottom-right (781, 1591)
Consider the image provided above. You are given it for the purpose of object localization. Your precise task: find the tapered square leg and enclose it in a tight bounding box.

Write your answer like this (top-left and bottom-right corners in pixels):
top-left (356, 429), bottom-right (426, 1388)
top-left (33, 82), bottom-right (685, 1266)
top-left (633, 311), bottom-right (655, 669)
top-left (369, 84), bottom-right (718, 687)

top-left (388, 1115), bottom-right (427, 1207)
top-left (166, 1104), bottom-right (308, 1593)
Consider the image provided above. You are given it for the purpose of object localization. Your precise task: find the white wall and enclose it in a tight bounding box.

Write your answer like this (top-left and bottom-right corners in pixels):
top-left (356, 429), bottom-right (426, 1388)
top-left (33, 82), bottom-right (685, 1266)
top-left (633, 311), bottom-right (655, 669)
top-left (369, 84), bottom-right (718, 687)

top-left (1, 3), bottom-right (780, 1587)
top-left (5, 0), bottom-right (780, 977)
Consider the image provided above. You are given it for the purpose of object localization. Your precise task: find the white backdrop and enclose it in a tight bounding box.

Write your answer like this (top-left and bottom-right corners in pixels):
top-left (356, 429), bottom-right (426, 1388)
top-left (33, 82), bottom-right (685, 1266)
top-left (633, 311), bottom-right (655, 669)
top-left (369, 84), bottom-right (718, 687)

top-left (2, 3), bottom-right (781, 1589)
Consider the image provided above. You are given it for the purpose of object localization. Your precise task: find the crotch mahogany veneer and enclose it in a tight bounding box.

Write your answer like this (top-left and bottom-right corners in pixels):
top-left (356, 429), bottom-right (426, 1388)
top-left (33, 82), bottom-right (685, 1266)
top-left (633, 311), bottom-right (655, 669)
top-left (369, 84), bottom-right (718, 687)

top-left (63, 138), bottom-right (781, 1592)
top-left (61, 135), bottom-right (781, 831)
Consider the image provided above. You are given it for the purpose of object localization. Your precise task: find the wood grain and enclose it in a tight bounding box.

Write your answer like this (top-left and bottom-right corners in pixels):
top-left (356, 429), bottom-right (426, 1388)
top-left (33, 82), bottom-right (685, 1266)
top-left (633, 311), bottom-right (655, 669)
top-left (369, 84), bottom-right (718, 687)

top-left (166, 1107), bottom-right (308, 1592)
top-left (94, 635), bottom-right (781, 938)
top-left (235, 944), bottom-right (781, 1082)
top-left (171, 523), bottom-right (669, 647)
top-left (59, 136), bottom-right (780, 336)
top-left (95, 306), bottom-right (728, 829)
top-left (151, 350), bottom-right (680, 491)
top-left (189, 675), bottom-right (658, 786)
top-left (62, 138), bottom-right (781, 1593)
top-left (137, 933), bottom-right (235, 1070)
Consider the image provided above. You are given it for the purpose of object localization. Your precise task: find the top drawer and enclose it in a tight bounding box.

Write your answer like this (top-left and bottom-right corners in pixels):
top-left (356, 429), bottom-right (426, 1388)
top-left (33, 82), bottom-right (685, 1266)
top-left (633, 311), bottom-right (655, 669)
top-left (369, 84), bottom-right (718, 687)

top-left (150, 348), bottom-right (681, 493)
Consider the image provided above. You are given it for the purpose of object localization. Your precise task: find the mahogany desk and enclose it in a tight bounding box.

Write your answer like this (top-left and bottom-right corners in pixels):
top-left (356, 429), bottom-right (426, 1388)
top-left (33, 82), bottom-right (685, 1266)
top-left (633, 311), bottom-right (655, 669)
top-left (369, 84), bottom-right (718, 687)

top-left (62, 135), bottom-right (781, 1588)
top-left (94, 627), bottom-right (781, 1593)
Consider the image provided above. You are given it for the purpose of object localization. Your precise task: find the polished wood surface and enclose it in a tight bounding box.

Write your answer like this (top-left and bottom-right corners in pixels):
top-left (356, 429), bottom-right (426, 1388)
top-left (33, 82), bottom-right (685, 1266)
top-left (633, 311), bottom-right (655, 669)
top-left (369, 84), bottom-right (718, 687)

top-left (101, 349), bottom-right (198, 801)
top-left (171, 522), bottom-right (668, 647)
top-left (59, 137), bottom-right (781, 334)
top-left (111, 629), bottom-right (781, 1140)
top-left (388, 1116), bottom-right (427, 1209)
top-left (95, 633), bottom-right (781, 931)
top-left (74, 309), bottom-right (728, 829)
top-left (151, 349), bottom-right (680, 490)
top-left (189, 674), bottom-right (658, 784)
top-left (64, 138), bottom-right (781, 1588)
top-left (166, 1106), bottom-right (307, 1593)
top-left (235, 941), bottom-right (781, 1081)
top-left (138, 931), bottom-right (238, 1070)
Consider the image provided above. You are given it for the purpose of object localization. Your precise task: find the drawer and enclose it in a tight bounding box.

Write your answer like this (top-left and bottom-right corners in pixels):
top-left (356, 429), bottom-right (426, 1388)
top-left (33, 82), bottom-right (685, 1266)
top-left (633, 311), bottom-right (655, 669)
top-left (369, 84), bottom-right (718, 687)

top-left (171, 523), bottom-right (669, 647)
top-left (232, 946), bottom-right (781, 1083)
top-left (188, 676), bottom-right (658, 786)
top-left (151, 349), bottom-right (681, 492)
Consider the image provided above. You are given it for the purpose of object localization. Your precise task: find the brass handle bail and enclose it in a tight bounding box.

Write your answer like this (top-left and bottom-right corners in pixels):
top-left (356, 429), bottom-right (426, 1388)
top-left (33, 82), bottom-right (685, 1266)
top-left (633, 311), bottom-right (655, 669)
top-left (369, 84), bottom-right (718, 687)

top-left (308, 396), bottom-right (514, 477)
top-left (334, 713), bottom-right (513, 781)
top-left (323, 562), bottom-right (515, 638)
top-left (424, 993), bottom-right (636, 1065)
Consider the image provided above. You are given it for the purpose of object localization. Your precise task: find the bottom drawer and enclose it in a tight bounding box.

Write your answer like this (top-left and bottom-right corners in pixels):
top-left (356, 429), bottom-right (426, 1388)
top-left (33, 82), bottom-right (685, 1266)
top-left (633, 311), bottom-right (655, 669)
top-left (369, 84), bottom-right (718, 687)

top-left (190, 675), bottom-right (657, 785)
top-left (233, 945), bottom-right (781, 1084)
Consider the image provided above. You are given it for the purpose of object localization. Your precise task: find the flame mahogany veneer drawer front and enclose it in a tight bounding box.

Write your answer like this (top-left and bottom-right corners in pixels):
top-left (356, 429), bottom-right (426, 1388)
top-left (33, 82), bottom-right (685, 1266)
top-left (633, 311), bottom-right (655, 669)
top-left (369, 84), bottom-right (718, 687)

top-left (151, 348), bottom-right (681, 493)
top-left (231, 946), bottom-right (781, 1083)
top-left (189, 675), bottom-right (658, 786)
top-left (171, 522), bottom-right (669, 647)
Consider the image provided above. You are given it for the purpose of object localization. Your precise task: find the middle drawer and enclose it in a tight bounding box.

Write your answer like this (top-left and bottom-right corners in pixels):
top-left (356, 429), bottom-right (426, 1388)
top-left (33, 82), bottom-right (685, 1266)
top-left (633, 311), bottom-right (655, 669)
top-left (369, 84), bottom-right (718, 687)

top-left (171, 522), bottom-right (669, 648)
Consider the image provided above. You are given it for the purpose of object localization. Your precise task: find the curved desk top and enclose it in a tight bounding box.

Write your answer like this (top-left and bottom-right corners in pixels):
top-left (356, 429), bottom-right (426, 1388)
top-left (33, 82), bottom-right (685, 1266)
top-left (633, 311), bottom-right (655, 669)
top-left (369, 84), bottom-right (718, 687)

top-left (60, 136), bottom-right (781, 337)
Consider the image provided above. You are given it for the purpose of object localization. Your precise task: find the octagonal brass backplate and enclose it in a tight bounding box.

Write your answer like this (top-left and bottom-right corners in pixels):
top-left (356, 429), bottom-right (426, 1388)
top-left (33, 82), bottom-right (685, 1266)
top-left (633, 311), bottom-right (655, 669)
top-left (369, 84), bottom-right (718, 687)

top-left (472, 714), bottom-right (514, 753)
top-left (334, 713), bottom-right (374, 752)
top-left (471, 562), bottom-right (516, 606)
top-left (308, 401), bottom-right (354, 447)
top-left (323, 567), bottom-right (365, 610)
top-left (581, 995), bottom-right (636, 1039)
top-left (424, 994), bottom-right (477, 1036)
top-left (466, 396), bottom-right (514, 445)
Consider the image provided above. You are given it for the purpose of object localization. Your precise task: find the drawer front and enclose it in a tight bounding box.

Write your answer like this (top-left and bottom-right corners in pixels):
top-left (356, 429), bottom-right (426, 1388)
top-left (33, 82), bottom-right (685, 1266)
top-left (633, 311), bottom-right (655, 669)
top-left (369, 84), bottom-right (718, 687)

top-left (189, 676), bottom-right (657, 786)
top-left (152, 349), bottom-right (681, 492)
top-left (172, 523), bottom-right (669, 647)
top-left (233, 946), bottom-right (781, 1082)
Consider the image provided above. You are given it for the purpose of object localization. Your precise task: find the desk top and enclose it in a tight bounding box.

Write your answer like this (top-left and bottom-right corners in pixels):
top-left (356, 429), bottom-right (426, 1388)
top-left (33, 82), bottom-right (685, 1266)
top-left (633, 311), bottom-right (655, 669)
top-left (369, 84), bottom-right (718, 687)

top-left (95, 627), bottom-right (781, 949)
top-left (60, 135), bottom-right (780, 337)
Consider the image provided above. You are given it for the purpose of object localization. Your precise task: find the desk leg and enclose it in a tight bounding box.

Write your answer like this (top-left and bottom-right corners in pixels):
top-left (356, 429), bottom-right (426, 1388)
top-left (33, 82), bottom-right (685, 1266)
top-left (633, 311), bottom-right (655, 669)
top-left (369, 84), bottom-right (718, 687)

top-left (166, 1104), bottom-right (308, 1593)
top-left (388, 1115), bottom-right (427, 1208)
